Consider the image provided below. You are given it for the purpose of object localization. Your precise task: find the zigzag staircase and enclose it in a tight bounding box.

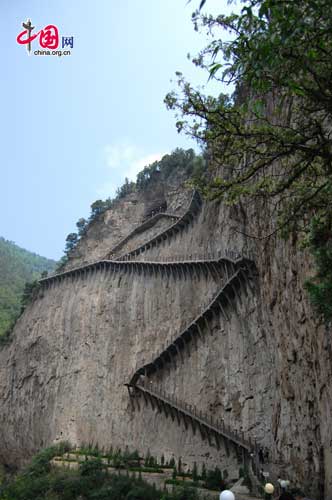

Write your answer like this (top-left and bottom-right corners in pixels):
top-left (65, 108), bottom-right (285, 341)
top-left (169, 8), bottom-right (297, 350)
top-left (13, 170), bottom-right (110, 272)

top-left (127, 263), bottom-right (255, 386)
top-left (131, 381), bottom-right (252, 455)
top-left (106, 212), bottom-right (180, 259)
top-left (114, 190), bottom-right (202, 261)
top-left (126, 261), bottom-right (258, 457)
top-left (38, 189), bottom-right (261, 485)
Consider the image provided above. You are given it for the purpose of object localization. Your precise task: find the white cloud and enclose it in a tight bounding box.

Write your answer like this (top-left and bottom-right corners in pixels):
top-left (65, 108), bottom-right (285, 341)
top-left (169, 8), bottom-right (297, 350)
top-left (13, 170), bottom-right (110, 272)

top-left (97, 144), bottom-right (165, 199)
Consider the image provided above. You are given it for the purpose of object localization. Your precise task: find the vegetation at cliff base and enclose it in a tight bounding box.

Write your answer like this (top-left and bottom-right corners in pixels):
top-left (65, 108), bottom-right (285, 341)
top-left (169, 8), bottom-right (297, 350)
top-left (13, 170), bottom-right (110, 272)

top-left (0, 237), bottom-right (56, 341)
top-left (166, 0), bottom-right (332, 321)
top-left (0, 445), bottom-right (205, 500)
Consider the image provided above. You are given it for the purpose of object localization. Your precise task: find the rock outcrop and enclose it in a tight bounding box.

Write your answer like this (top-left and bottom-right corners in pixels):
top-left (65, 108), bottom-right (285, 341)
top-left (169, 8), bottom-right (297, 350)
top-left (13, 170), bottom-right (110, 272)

top-left (0, 170), bottom-right (331, 499)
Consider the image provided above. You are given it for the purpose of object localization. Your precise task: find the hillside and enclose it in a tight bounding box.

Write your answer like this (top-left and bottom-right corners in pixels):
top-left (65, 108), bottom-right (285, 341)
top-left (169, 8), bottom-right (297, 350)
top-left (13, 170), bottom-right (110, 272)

top-left (0, 237), bottom-right (56, 338)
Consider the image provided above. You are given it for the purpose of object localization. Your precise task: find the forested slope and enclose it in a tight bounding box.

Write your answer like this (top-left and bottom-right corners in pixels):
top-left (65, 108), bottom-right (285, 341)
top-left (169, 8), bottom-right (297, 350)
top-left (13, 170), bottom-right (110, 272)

top-left (0, 237), bottom-right (56, 337)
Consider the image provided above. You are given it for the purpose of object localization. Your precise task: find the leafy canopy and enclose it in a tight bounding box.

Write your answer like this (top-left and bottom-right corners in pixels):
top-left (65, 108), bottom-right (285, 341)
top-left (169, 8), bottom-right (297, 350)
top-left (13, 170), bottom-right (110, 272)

top-left (166, 0), bottom-right (332, 320)
top-left (166, 0), bottom-right (332, 234)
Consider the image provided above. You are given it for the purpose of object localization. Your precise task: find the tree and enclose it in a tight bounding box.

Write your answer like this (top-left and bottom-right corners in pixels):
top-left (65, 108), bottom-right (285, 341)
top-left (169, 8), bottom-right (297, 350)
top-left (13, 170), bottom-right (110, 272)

top-left (90, 200), bottom-right (107, 220)
top-left (21, 280), bottom-right (40, 311)
top-left (192, 462), bottom-right (198, 483)
top-left (65, 233), bottom-right (78, 255)
top-left (204, 466), bottom-right (224, 490)
top-left (172, 467), bottom-right (177, 480)
top-left (165, 0), bottom-right (332, 320)
top-left (201, 463), bottom-right (207, 481)
top-left (76, 218), bottom-right (88, 237)
top-left (116, 177), bottom-right (136, 198)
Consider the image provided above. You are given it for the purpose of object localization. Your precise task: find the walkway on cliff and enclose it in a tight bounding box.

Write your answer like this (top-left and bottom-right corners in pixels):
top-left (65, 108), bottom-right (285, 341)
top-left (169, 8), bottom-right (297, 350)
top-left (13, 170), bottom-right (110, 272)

top-left (129, 380), bottom-right (253, 454)
top-left (37, 188), bottom-right (260, 486)
top-left (128, 265), bottom-right (255, 386)
top-left (125, 257), bottom-right (260, 487)
top-left (39, 253), bottom-right (254, 289)
top-left (113, 190), bottom-right (202, 261)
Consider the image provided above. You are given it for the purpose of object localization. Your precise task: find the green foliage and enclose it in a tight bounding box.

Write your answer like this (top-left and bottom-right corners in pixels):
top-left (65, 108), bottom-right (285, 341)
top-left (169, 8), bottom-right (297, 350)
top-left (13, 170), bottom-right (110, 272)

top-left (204, 466), bottom-right (225, 491)
top-left (77, 443), bottom-right (102, 458)
top-left (130, 466), bottom-right (163, 473)
top-left (168, 484), bottom-right (200, 500)
top-left (201, 463), bottom-right (206, 481)
top-left (116, 177), bottom-right (136, 199)
top-left (0, 444), bottom-right (231, 500)
top-left (145, 451), bottom-right (156, 468)
top-left (0, 237), bottom-right (56, 341)
top-left (305, 214), bottom-right (332, 321)
top-left (242, 471), bottom-right (252, 492)
top-left (65, 234), bottom-right (78, 255)
top-left (21, 280), bottom-right (40, 311)
top-left (57, 148), bottom-right (205, 272)
top-left (136, 149), bottom-right (205, 191)
top-left (0, 446), bottom-right (171, 500)
top-left (26, 442), bottom-right (71, 478)
top-left (166, 0), bottom-right (332, 320)
top-left (129, 467), bottom-right (163, 474)
top-left (79, 457), bottom-right (105, 479)
top-left (76, 218), bottom-right (88, 237)
top-left (90, 200), bottom-right (108, 219)
top-left (192, 462), bottom-right (198, 482)
top-left (172, 467), bottom-right (177, 480)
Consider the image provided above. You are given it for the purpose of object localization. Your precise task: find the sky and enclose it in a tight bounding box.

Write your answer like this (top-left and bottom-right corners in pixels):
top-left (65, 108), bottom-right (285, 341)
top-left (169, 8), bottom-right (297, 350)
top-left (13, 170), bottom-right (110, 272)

top-left (1, 0), bottom-right (238, 260)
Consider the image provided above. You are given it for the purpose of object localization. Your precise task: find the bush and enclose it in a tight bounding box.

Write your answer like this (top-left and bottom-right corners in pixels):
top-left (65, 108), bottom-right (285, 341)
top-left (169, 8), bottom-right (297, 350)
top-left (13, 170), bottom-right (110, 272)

top-left (104, 475), bottom-right (139, 499)
top-left (52, 474), bottom-right (91, 500)
top-left (26, 442), bottom-right (70, 477)
top-left (125, 483), bottom-right (161, 500)
top-left (171, 485), bottom-right (200, 500)
top-left (204, 466), bottom-right (225, 491)
top-left (242, 472), bottom-right (252, 492)
top-left (201, 463), bottom-right (207, 481)
top-left (129, 467), bottom-right (163, 474)
top-left (79, 457), bottom-right (105, 478)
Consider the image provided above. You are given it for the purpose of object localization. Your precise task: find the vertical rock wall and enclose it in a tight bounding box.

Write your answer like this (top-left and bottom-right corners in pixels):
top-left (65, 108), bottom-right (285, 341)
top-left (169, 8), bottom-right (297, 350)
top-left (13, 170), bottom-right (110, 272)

top-left (0, 181), bottom-right (331, 499)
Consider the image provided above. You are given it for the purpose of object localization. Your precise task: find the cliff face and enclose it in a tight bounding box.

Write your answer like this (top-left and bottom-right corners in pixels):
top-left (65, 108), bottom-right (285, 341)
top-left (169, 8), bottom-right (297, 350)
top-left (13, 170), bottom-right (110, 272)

top-left (0, 170), bottom-right (331, 499)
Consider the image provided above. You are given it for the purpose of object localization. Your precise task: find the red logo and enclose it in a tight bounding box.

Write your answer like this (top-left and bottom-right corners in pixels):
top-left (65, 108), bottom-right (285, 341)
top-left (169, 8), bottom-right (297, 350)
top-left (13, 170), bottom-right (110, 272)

top-left (17, 19), bottom-right (73, 56)
top-left (17, 19), bottom-right (59, 53)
